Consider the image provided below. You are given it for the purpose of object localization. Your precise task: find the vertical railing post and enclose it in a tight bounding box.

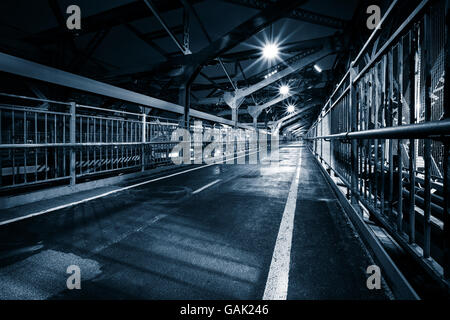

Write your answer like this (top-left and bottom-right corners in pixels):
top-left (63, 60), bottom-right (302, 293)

top-left (443, 0), bottom-right (450, 280)
top-left (388, 49), bottom-right (395, 218)
top-left (320, 116), bottom-right (323, 163)
top-left (350, 65), bottom-right (359, 206)
top-left (408, 29), bottom-right (417, 244)
top-left (0, 109), bottom-right (2, 187)
top-left (444, 141), bottom-right (450, 280)
top-left (397, 39), bottom-right (404, 233)
top-left (142, 113), bottom-right (146, 172)
top-left (70, 102), bottom-right (76, 186)
top-left (423, 8), bottom-right (432, 258)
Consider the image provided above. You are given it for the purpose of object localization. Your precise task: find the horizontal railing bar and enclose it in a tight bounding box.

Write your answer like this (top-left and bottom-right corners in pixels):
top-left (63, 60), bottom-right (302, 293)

top-left (353, 0), bottom-right (429, 84)
top-left (76, 114), bottom-right (142, 122)
top-left (0, 142), bottom-right (179, 148)
top-left (352, 0), bottom-right (399, 65)
top-left (322, 85), bottom-right (350, 117)
top-left (0, 139), bottom-right (257, 148)
top-left (308, 145), bottom-right (447, 287)
top-left (315, 0), bottom-right (399, 119)
top-left (307, 0), bottom-right (430, 139)
top-left (321, 72), bottom-right (348, 113)
top-left (0, 104), bottom-right (70, 116)
top-left (147, 121), bottom-right (179, 126)
top-left (0, 92), bottom-right (71, 105)
top-left (76, 104), bottom-right (144, 117)
top-left (306, 119), bottom-right (450, 140)
top-left (314, 149), bottom-right (445, 223)
top-left (0, 53), bottom-right (251, 129)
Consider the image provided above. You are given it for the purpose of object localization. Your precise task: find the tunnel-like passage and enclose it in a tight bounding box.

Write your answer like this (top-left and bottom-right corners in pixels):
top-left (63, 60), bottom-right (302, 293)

top-left (0, 0), bottom-right (449, 302)
top-left (0, 143), bottom-right (391, 299)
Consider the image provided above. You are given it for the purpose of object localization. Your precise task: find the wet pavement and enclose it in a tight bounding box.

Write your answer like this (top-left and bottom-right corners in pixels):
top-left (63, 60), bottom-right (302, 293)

top-left (0, 143), bottom-right (391, 299)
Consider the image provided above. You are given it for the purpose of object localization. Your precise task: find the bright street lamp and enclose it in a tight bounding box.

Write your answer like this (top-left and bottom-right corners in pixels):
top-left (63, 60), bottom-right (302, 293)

top-left (279, 85), bottom-right (290, 95)
top-left (262, 43), bottom-right (279, 60)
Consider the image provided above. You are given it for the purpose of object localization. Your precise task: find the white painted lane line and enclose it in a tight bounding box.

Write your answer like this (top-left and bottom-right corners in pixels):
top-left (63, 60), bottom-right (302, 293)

top-left (91, 214), bottom-right (168, 254)
top-left (0, 150), bottom-right (258, 226)
top-left (263, 147), bottom-right (303, 300)
top-left (192, 179), bottom-right (222, 195)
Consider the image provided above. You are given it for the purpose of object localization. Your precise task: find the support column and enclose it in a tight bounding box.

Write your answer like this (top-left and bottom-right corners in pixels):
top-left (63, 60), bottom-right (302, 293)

top-left (70, 102), bottom-right (76, 186)
top-left (179, 85), bottom-right (190, 129)
top-left (183, 6), bottom-right (190, 53)
top-left (231, 107), bottom-right (238, 127)
top-left (252, 116), bottom-right (258, 129)
top-left (224, 91), bottom-right (244, 128)
top-left (248, 105), bottom-right (263, 130)
top-left (141, 113), bottom-right (146, 172)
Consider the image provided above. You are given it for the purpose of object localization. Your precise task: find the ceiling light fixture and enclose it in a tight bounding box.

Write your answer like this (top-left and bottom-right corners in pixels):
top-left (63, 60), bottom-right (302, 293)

top-left (279, 85), bottom-right (290, 95)
top-left (262, 43), bottom-right (279, 60)
top-left (287, 104), bottom-right (295, 113)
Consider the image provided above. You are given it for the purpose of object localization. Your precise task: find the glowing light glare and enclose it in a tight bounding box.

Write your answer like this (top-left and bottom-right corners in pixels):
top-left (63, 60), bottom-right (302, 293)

top-left (264, 69), bottom-right (278, 79)
top-left (279, 85), bottom-right (290, 95)
top-left (262, 43), bottom-right (279, 59)
top-left (314, 64), bottom-right (322, 73)
top-left (287, 104), bottom-right (295, 113)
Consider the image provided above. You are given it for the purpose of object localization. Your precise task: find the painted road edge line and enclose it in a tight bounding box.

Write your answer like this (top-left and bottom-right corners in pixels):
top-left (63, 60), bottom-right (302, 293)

top-left (263, 147), bottom-right (303, 300)
top-left (0, 150), bottom-right (258, 226)
top-left (192, 179), bottom-right (222, 195)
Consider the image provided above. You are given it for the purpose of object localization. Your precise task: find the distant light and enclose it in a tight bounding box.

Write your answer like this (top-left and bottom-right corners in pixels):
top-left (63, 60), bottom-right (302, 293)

top-left (287, 104), bottom-right (295, 113)
top-left (279, 85), bottom-right (290, 95)
top-left (264, 69), bottom-right (278, 79)
top-left (314, 64), bottom-right (322, 73)
top-left (262, 43), bottom-right (279, 59)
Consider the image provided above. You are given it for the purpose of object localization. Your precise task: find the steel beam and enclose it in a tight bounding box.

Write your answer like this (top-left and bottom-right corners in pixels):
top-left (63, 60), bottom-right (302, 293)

top-left (143, 0), bottom-right (190, 55)
top-left (247, 91), bottom-right (296, 119)
top-left (220, 35), bottom-right (339, 63)
top-left (269, 103), bottom-right (318, 132)
top-left (222, 0), bottom-right (347, 29)
top-left (25, 1), bottom-right (198, 44)
top-left (140, 0), bottom-right (307, 85)
top-left (284, 122), bottom-right (302, 132)
top-left (0, 51), bottom-right (247, 128)
top-left (222, 47), bottom-right (332, 109)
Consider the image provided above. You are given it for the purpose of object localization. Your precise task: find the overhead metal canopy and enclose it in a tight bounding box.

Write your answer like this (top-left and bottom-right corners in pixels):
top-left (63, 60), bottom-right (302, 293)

top-left (193, 35), bottom-right (336, 106)
top-left (126, 0), bottom-right (307, 85)
top-left (285, 123), bottom-right (303, 132)
top-left (222, 0), bottom-right (347, 29)
top-left (222, 46), bottom-right (333, 111)
top-left (268, 102), bottom-right (318, 132)
top-left (24, 0), bottom-right (199, 45)
top-left (0, 0), bottom-right (356, 134)
top-left (247, 91), bottom-right (296, 119)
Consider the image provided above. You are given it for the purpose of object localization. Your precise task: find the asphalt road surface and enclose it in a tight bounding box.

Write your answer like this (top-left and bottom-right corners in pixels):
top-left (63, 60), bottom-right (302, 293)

top-left (0, 143), bottom-right (390, 299)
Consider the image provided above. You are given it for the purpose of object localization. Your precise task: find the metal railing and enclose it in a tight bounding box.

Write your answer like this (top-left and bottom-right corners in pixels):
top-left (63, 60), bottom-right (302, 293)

top-left (305, 0), bottom-right (450, 286)
top-left (0, 93), bottom-right (271, 192)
